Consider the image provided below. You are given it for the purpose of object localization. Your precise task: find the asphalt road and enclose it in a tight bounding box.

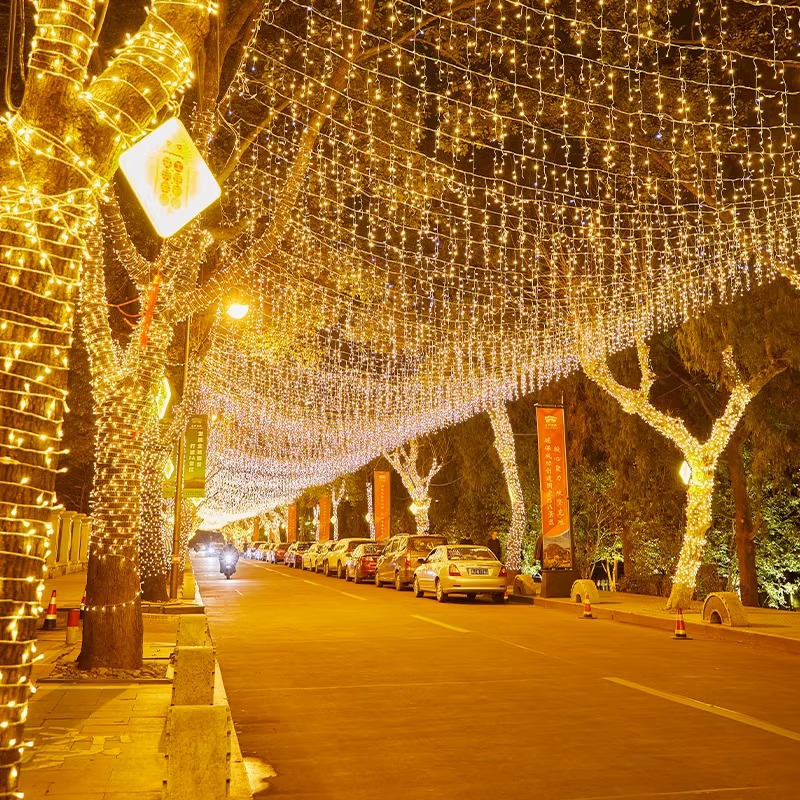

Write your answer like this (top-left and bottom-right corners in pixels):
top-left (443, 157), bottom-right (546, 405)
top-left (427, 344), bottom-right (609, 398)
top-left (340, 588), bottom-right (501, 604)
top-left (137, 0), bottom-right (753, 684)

top-left (194, 555), bottom-right (800, 800)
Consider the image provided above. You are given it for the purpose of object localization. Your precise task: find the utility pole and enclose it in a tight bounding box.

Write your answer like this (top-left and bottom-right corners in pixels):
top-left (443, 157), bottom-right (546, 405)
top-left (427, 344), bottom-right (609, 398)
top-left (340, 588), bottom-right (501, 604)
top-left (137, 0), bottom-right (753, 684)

top-left (169, 315), bottom-right (192, 600)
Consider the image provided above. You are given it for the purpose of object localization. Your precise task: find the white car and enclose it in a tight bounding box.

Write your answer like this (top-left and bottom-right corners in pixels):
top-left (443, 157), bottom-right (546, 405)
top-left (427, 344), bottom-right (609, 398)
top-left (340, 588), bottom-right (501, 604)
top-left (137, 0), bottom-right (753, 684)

top-left (413, 545), bottom-right (507, 603)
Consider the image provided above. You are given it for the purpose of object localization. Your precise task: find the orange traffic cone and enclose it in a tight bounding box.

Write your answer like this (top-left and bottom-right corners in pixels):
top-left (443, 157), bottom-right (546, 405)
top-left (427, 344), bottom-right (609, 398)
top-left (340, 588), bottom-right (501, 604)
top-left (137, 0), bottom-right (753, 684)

top-left (43, 590), bottom-right (58, 630)
top-left (80, 591), bottom-right (87, 620)
top-left (581, 596), bottom-right (594, 619)
top-left (673, 608), bottom-right (691, 640)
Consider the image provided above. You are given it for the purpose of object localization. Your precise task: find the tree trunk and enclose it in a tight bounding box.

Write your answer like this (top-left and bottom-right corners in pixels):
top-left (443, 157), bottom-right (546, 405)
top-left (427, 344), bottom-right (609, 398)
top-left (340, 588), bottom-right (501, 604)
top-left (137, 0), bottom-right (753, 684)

top-left (666, 467), bottom-right (714, 610)
top-left (140, 431), bottom-right (169, 603)
top-left (727, 433), bottom-right (759, 606)
top-left (78, 391), bottom-right (145, 669)
top-left (412, 503), bottom-right (430, 536)
top-left (488, 404), bottom-right (526, 571)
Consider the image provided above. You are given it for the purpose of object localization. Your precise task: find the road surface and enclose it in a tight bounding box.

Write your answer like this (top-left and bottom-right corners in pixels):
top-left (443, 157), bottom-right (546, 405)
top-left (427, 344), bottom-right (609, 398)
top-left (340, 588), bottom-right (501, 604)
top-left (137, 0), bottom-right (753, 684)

top-left (194, 555), bottom-right (800, 800)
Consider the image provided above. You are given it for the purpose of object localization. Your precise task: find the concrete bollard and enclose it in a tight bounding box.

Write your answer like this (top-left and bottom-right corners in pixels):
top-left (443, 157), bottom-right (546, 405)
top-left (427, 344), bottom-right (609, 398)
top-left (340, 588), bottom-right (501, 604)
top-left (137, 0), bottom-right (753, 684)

top-left (176, 615), bottom-right (210, 647)
top-left (570, 579), bottom-right (600, 605)
top-left (164, 705), bottom-right (230, 800)
top-left (702, 592), bottom-right (749, 627)
top-left (180, 568), bottom-right (197, 602)
top-left (172, 646), bottom-right (215, 706)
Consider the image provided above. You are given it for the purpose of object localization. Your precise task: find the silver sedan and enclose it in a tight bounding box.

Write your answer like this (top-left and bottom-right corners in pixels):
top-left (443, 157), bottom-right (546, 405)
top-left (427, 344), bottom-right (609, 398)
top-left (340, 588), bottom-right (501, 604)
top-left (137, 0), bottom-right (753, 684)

top-left (413, 545), bottom-right (507, 603)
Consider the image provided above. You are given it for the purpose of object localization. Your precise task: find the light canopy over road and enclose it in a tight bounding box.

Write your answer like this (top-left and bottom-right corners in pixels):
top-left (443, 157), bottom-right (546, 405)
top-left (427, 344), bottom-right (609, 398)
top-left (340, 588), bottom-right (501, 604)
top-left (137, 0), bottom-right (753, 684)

top-left (195, 557), bottom-right (800, 800)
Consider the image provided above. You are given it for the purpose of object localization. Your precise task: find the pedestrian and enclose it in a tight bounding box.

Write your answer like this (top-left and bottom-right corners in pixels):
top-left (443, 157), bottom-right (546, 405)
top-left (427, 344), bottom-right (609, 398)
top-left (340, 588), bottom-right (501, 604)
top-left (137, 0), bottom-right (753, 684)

top-left (486, 530), bottom-right (502, 560)
top-left (459, 536), bottom-right (474, 545)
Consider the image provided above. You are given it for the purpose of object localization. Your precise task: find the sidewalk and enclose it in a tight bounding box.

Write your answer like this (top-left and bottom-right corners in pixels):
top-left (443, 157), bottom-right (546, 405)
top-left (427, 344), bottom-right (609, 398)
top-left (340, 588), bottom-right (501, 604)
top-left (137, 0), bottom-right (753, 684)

top-left (532, 589), bottom-right (800, 654)
top-left (20, 571), bottom-right (253, 799)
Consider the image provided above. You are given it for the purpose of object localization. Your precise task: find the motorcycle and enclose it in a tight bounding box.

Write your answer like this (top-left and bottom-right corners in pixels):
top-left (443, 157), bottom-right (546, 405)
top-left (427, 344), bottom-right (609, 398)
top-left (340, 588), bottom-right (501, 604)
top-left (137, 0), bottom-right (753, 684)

top-left (220, 554), bottom-right (238, 579)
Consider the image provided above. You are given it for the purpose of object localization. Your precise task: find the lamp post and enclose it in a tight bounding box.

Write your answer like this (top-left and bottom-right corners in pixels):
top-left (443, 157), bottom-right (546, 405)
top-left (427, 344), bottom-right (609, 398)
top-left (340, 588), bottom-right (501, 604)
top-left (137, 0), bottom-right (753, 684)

top-left (168, 299), bottom-right (250, 600)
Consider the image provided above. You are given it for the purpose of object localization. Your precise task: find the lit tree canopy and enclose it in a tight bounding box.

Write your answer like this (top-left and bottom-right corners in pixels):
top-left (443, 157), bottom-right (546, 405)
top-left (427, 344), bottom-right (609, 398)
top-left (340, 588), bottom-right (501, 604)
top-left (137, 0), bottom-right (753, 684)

top-left (191, 0), bottom-right (800, 522)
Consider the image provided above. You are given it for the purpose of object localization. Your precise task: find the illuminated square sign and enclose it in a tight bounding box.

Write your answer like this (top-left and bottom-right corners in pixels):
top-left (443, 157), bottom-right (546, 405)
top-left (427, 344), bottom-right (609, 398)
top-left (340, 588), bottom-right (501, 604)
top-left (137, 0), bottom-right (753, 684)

top-left (118, 117), bottom-right (221, 238)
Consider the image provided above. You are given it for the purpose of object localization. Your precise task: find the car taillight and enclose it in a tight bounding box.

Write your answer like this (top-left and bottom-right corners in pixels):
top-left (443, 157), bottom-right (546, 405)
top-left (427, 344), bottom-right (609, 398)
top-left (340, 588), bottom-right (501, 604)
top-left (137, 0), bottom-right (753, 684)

top-left (448, 564), bottom-right (461, 576)
top-left (404, 556), bottom-right (411, 567)
top-left (499, 566), bottom-right (507, 577)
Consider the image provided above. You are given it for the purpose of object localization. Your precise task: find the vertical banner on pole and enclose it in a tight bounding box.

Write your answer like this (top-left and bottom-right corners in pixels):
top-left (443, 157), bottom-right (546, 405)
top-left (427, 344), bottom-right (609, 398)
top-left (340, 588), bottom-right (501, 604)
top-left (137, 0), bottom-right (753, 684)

top-left (287, 504), bottom-right (297, 543)
top-left (183, 415), bottom-right (208, 498)
top-left (373, 471), bottom-right (391, 541)
top-left (319, 495), bottom-right (332, 541)
top-left (535, 406), bottom-right (574, 570)
top-left (253, 517), bottom-right (261, 541)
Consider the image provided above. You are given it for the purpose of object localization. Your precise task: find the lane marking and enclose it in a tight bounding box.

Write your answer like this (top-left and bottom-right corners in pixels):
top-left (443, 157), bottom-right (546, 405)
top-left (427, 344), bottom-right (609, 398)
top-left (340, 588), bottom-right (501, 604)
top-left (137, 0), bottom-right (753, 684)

top-left (252, 677), bottom-right (531, 691)
top-left (558, 786), bottom-right (780, 800)
top-left (410, 614), bottom-right (470, 633)
top-left (486, 636), bottom-right (576, 666)
top-left (234, 589), bottom-right (243, 597)
top-left (303, 580), bottom-right (321, 587)
top-left (606, 677), bottom-right (800, 743)
top-left (337, 591), bottom-right (366, 601)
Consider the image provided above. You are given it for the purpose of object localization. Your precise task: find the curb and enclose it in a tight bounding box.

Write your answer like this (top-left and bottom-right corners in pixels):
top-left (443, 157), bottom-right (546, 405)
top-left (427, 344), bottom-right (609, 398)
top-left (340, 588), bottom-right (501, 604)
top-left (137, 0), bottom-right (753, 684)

top-left (531, 596), bottom-right (800, 655)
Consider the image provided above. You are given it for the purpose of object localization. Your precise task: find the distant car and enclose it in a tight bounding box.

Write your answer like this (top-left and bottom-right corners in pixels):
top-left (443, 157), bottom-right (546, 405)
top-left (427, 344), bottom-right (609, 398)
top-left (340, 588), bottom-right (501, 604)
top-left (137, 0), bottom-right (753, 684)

top-left (271, 541), bottom-right (290, 564)
top-left (190, 530), bottom-right (226, 556)
top-left (346, 542), bottom-right (387, 583)
top-left (314, 541), bottom-right (337, 573)
top-left (301, 542), bottom-right (324, 571)
top-left (244, 542), bottom-right (263, 559)
top-left (257, 542), bottom-right (276, 561)
top-left (285, 541), bottom-right (311, 568)
top-left (322, 538), bottom-right (373, 578)
top-left (375, 534), bottom-right (448, 590)
top-left (413, 545), bottom-right (507, 603)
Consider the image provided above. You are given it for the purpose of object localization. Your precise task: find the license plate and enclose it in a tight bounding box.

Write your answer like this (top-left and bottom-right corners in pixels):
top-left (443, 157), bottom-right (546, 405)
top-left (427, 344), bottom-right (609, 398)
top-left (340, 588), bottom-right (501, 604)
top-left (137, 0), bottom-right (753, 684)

top-left (471, 568), bottom-right (489, 575)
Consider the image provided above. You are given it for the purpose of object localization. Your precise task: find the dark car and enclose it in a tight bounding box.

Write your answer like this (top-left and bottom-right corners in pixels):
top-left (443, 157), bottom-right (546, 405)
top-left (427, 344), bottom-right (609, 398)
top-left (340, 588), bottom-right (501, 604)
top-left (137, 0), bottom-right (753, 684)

top-left (271, 541), bottom-right (290, 564)
top-left (375, 534), bottom-right (448, 590)
top-left (322, 538), bottom-right (373, 578)
top-left (346, 542), bottom-right (387, 583)
top-left (285, 541), bottom-right (311, 568)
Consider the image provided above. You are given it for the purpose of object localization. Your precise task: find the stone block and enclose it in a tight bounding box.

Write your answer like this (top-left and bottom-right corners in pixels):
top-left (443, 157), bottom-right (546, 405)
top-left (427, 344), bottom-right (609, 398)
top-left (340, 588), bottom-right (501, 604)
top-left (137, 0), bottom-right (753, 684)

top-left (702, 592), bottom-right (749, 627)
top-left (512, 574), bottom-right (537, 596)
top-left (172, 646), bottom-right (215, 706)
top-left (540, 569), bottom-right (577, 598)
top-left (570, 579), bottom-right (600, 605)
top-left (176, 616), bottom-right (210, 648)
top-left (164, 705), bottom-right (230, 800)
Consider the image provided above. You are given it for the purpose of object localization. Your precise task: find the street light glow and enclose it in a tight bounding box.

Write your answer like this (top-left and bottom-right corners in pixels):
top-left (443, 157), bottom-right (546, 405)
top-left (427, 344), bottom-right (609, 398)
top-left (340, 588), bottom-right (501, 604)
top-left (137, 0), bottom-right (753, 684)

top-left (226, 302), bottom-right (249, 320)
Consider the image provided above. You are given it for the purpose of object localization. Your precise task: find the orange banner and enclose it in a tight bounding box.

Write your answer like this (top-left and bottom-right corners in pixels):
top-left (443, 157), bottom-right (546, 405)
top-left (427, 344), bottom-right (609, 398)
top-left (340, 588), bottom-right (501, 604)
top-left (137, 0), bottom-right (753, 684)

top-left (536, 407), bottom-right (573, 570)
top-left (373, 470), bottom-right (391, 541)
top-left (319, 495), bottom-right (332, 541)
top-left (287, 504), bottom-right (297, 542)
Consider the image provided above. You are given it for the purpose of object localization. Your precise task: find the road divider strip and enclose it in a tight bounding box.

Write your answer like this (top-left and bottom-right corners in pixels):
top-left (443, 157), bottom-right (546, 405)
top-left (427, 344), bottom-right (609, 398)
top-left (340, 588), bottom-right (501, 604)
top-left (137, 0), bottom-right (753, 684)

top-left (606, 677), bottom-right (800, 743)
top-left (410, 614), bottom-right (470, 633)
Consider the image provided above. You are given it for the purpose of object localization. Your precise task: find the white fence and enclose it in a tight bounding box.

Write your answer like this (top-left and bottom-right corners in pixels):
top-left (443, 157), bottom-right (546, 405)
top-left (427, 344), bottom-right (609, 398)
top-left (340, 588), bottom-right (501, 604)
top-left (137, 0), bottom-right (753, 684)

top-left (47, 510), bottom-right (91, 577)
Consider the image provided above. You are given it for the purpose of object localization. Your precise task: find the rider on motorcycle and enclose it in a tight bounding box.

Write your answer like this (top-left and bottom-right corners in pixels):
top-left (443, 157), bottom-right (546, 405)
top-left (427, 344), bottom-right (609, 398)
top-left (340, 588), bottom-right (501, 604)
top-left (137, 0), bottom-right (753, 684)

top-left (219, 542), bottom-right (240, 575)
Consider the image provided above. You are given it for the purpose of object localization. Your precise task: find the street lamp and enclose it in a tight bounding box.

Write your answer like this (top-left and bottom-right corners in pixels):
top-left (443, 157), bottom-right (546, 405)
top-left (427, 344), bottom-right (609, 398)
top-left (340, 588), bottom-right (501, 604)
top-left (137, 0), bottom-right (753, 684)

top-left (226, 301), bottom-right (249, 320)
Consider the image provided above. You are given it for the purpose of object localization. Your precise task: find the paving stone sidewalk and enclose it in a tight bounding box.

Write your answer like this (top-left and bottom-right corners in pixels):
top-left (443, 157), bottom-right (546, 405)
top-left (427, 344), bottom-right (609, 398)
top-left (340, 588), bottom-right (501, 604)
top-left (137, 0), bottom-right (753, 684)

top-left (20, 571), bottom-right (252, 799)
top-left (533, 588), bottom-right (800, 653)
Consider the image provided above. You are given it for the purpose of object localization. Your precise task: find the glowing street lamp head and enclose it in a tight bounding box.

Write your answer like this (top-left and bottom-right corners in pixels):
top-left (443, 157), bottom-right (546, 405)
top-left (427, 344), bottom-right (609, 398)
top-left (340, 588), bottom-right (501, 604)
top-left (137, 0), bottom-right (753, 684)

top-left (226, 302), bottom-right (249, 320)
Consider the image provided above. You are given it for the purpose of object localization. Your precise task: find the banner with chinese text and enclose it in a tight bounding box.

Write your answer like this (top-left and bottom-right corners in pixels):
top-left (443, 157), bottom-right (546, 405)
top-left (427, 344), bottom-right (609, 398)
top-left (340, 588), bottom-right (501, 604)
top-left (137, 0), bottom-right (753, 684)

top-left (535, 407), bottom-right (573, 569)
top-left (287, 504), bottom-right (297, 542)
top-left (183, 415), bottom-right (208, 498)
top-left (319, 494), bottom-right (332, 541)
top-left (373, 470), bottom-right (391, 541)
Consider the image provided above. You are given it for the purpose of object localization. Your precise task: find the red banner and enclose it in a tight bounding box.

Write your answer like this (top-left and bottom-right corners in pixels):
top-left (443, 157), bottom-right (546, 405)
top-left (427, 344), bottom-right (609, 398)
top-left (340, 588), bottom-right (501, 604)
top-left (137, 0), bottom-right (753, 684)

top-left (536, 407), bottom-right (573, 569)
top-left (373, 470), bottom-right (391, 541)
top-left (319, 495), bottom-right (332, 541)
top-left (287, 504), bottom-right (297, 543)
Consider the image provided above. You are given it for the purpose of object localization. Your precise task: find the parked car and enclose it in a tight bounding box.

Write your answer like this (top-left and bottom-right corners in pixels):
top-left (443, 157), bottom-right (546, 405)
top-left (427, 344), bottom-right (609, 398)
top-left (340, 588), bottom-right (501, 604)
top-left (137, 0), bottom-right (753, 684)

top-left (314, 541), bottom-right (337, 573)
top-left (413, 544), bottom-right (507, 603)
top-left (285, 541), bottom-right (311, 568)
top-left (255, 542), bottom-right (273, 561)
top-left (301, 542), bottom-right (324, 571)
top-left (244, 542), bottom-right (264, 559)
top-left (270, 541), bottom-right (290, 564)
top-left (321, 538), bottom-right (373, 578)
top-left (375, 534), bottom-right (448, 590)
top-left (346, 542), bottom-right (387, 583)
